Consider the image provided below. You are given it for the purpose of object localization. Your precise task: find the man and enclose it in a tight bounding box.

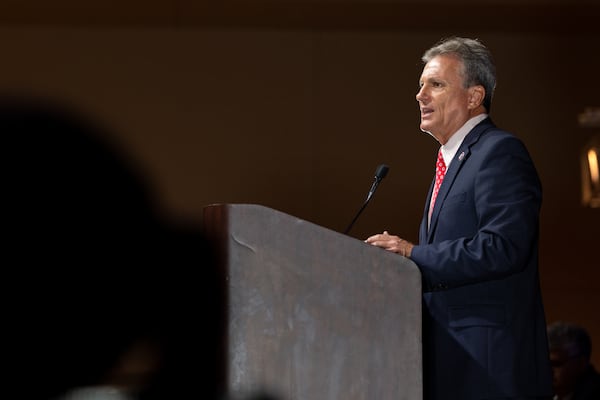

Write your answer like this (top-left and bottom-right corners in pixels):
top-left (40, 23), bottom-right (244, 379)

top-left (366, 37), bottom-right (553, 399)
top-left (547, 321), bottom-right (600, 400)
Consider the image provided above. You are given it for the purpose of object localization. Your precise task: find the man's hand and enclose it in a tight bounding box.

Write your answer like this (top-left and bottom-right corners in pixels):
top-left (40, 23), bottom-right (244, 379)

top-left (365, 231), bottom-right (414, 258)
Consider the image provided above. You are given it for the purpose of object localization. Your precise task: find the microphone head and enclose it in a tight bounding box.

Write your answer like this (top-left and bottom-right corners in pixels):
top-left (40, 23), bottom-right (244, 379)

top-left (375, 164), bottom-right (389, 180)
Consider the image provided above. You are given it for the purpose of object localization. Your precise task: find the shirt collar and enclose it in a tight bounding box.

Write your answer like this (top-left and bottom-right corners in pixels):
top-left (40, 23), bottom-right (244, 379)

top-left (440, 114), bottom-right (488, 167)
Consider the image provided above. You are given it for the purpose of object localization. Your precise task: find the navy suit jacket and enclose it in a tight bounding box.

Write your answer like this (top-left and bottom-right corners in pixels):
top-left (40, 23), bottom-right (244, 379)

top-left (410, 118), bottom-right (553, 399)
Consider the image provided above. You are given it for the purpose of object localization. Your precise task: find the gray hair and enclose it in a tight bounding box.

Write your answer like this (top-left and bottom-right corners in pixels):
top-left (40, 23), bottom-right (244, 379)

top-left (422, 37), bottom-right (496, 112)
top-left (547, 321), bottom-right (592, 362)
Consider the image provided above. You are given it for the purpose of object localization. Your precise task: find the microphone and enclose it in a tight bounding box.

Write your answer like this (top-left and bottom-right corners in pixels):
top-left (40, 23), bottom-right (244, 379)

top-left (344, 164), bottom-right (389, 235)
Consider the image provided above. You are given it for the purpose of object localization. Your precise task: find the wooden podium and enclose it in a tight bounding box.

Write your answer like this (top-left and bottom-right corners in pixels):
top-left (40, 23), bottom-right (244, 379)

top-left (202, 204), bottom-right (422, 400)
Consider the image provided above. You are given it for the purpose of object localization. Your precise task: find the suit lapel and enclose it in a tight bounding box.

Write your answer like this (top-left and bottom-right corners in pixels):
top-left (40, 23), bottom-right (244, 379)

top-left (425, 118), bottom-right (496, 243)
top-left (419, 181), bottom-right (434, 243)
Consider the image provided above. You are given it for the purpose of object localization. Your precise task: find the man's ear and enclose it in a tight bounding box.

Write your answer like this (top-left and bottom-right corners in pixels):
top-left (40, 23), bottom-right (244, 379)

top-left (572, 354), bottom-right (589, 375)
top-left (468, 85), bottom-right (485, 109)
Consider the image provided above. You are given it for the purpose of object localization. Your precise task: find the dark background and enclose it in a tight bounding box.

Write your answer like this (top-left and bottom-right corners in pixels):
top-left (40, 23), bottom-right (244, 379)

top-left (2, 0), bottom-right (599, 367)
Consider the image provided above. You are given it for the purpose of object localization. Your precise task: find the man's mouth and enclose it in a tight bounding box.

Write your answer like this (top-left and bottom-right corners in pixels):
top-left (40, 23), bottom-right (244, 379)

top-left (421, 108), bottom-right (434, 117)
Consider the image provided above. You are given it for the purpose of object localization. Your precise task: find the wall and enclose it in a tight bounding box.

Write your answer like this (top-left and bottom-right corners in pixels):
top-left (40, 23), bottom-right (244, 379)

top-left (1, 26), bottom-right (599, 366)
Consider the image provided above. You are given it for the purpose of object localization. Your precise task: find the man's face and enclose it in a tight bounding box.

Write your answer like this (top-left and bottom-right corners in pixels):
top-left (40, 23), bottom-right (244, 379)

top-left (550, 348), bottom-right (587, 396)
top-left (416, 55), bottom-right (474, 144)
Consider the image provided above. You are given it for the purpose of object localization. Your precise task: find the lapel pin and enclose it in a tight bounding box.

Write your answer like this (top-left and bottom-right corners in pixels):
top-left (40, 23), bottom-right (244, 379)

top-left (458, 151), bottom-right (465, 161)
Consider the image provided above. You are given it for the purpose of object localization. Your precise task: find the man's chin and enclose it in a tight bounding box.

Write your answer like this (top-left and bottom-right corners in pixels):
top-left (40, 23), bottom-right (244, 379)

top-left (419, 126), bottom-right (438, 142)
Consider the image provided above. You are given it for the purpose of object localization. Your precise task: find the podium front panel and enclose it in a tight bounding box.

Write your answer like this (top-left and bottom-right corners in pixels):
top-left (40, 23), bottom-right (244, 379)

top-left (203, 204), bottom-right (422, 400)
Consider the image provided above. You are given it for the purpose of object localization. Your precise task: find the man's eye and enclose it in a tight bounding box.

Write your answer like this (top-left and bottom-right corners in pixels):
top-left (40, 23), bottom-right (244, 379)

top-left (432, 81), bottom-right (443, 88)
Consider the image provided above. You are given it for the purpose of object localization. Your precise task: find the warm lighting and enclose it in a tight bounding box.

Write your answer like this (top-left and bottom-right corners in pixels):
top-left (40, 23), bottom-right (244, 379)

top-left (579, 108), bottom-right (600, 208)
top-left (588, 149), bottom-right (599, 188)
top-left (581, 136), bottom-right (600, 208)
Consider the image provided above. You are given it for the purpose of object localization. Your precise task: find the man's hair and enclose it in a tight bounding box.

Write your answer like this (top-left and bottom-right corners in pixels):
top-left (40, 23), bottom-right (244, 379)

top-left (422, 36), bottom-right (496, 113)
top-left (547, 321), bottom-right (593, 362)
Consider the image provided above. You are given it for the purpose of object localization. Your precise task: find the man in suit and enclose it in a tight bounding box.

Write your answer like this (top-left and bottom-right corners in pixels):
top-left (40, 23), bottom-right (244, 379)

top-left (366, 37), bottom-right (553, 399)
top-left (547, 321), bottom-right (600, 400)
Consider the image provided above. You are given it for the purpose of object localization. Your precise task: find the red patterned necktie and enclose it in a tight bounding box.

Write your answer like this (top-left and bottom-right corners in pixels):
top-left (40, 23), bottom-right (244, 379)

top-left (429, 149), bottom-right (446, 220)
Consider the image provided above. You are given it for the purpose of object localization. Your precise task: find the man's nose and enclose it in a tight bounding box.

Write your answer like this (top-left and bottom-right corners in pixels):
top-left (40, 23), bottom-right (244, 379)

top-left (416, 87), bottom-right (427, 103)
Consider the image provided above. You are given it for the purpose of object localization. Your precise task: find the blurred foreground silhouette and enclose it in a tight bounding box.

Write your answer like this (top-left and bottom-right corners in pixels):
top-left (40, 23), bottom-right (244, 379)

top-left (2, 94), bottom-right (224, 399)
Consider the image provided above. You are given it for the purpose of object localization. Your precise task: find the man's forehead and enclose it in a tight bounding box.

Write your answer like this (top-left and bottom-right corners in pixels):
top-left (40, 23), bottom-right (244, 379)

top-left (420, 55), bottom-right (463, 79)
top-left (550, 342), bottom-right (581, 359)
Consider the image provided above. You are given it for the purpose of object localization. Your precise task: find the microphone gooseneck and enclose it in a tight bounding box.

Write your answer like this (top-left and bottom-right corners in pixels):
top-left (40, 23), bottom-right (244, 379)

top-left (344, 164), bottom-right (389, 235)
